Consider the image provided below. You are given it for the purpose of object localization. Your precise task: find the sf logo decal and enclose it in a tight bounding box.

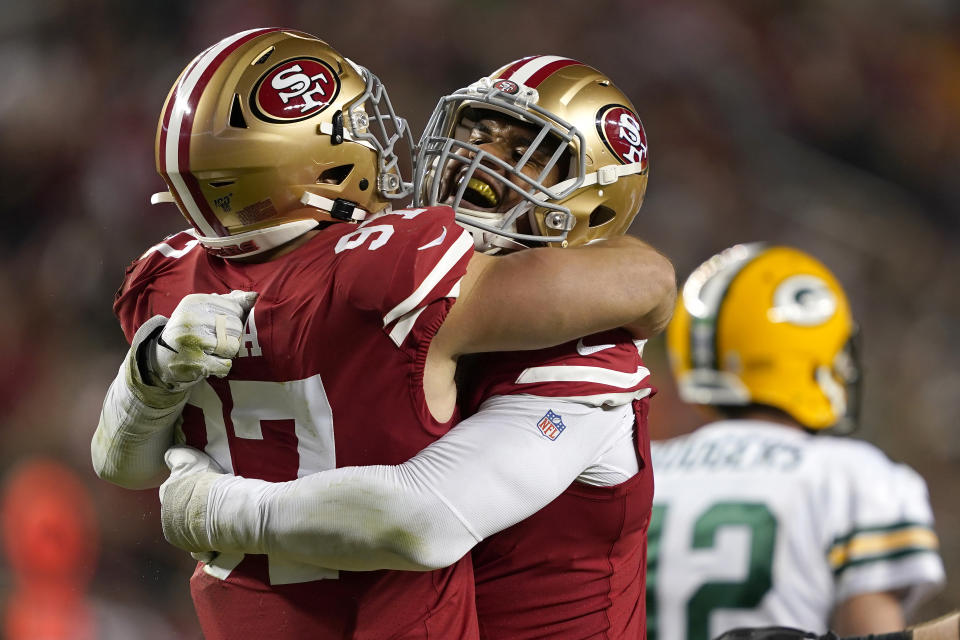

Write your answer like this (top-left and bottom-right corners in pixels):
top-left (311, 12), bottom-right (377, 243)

top-left (252, 58), bottom-right (341, 123)
top-left (596, 104), bottom-right (648, 168)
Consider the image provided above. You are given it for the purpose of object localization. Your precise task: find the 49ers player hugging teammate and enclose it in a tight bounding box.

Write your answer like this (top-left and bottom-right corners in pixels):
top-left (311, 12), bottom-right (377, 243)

top-left (93, 32), bottom-right (671, 640)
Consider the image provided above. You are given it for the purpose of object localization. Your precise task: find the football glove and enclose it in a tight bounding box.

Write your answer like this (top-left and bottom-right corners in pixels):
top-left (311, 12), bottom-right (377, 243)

top-left (159, 445), bottom-right (225, 553)
top-left (142, 290), bottom-right (257, 391)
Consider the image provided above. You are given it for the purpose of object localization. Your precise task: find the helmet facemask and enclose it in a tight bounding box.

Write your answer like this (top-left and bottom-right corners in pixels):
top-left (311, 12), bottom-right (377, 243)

top-left (339, 60), bottom-right (415, 201)
top-left (821, 328), bottom-right (862, 435)
top-left (416, 80), bottom-right (583, 252)
top-left (416, 61), bottom-right (649, 253)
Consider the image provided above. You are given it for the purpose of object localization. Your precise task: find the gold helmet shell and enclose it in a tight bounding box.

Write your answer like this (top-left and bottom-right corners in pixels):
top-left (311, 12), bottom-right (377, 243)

top-left (153, 28), bottom-right (413, 258)
top-left (416, 56), bottom-right (648, 251)
top-left (667, 243), bottom-right (860, 431)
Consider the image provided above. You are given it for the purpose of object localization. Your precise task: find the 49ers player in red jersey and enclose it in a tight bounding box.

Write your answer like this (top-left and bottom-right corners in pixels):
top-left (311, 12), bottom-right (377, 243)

top-left (155, 55), bottom-right (660, 640)
top-left (92, 30), bottom-right (673, 640)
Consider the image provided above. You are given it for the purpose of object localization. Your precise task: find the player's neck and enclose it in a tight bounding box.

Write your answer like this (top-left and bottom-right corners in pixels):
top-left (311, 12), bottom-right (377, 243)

top-left (711, 405), bottom-right (803, 430)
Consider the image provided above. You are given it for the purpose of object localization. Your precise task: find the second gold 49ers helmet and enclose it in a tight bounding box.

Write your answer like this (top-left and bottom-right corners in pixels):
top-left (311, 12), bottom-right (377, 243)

top-left (152, 28), bottom-right (413, 259)
top-left (667, 243), bottom-right (861, 431)
top-left (415, 56), bottom-right (649, 252)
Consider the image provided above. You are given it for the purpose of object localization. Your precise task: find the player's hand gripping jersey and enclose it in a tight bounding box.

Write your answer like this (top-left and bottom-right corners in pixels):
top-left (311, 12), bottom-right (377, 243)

top-left (461, 331), bottom-right (655, 640)
top-left (114, 207), bottom-right (479, 640)
top-left (646, 421), bottom-right (945, 640)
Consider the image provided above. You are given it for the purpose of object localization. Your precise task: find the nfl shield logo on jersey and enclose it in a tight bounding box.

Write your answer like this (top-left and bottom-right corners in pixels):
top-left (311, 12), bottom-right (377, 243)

top-left (537, 410), bottom-right (566, 440)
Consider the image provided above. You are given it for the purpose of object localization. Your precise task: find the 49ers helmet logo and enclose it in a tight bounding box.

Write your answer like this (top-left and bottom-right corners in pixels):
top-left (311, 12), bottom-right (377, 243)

top-left (251, 57), bottom-right (340, 123)
top-left (492, 79), bottom-right (520, 95)
top-left (596, 104), bottom-right (648, 168)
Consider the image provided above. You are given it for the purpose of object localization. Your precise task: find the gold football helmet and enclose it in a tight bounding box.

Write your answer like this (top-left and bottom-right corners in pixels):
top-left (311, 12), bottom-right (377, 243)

top-left (667, 243), bottom-right (860, 431)
top-left (152, 28), bottom-right (413, 259)
top-left (415, 56), bottom-right (649, 252)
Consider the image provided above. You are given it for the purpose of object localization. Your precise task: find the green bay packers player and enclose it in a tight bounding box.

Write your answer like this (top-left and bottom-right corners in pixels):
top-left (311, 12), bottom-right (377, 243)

top-left (647, 244), bottom-right (944, 640)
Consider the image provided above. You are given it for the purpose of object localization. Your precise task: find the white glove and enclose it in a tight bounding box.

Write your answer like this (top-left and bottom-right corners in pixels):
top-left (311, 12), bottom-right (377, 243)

top-left (160, 445), bottom-right (225, 553)
top-left (145, 290), bottom-right (257, 391)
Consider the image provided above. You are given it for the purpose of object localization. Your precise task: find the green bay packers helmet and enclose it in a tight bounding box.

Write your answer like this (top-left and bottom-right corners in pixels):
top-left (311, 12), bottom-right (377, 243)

top-left (667, 243), bottom-right (860, 431)
top-left (152, 28), bottom-right (413, 259)
top-left (415, 56), bottom-right (648, 252)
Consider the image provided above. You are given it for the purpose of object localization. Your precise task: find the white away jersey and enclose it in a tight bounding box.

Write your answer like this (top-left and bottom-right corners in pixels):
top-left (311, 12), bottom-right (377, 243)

top-left (646, 420), bottom-right (944, 640)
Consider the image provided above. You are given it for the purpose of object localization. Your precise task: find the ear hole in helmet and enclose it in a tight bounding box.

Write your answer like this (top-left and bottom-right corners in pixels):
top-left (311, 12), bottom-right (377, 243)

top-left (318, 165), bottom-right (354, 185)
top-left (252, 47), bottom-right (274, 65)
top-left (588, 206), bottom-right (616, 227)
top-left (229, 94), bottom-right (248, 129)
top-left (208, 180), bottom-right (235, 188)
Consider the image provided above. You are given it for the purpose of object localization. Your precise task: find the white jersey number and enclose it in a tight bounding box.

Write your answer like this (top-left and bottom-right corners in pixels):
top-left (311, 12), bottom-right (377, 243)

top-left (183, 374), bottom-right (338, 585)
top-left (647, 501), bottom-right (777, 640)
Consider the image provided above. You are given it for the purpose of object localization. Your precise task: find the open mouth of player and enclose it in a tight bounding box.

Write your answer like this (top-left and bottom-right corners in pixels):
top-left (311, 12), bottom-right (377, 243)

top-left (450, 164), bottom-right (506, 211)
top-left (462, 178), bottom-right (500, 209)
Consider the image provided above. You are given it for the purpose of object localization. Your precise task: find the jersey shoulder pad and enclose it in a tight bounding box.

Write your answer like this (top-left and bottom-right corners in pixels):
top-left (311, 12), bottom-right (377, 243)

top-left (814, 437), bottom-right (941, 588)
top-left (113, 230), bottom-right (204, 340)
top-left (333, 206), bottom-right (474, 323)
top-left (120, 229), bottom-right (203, 292)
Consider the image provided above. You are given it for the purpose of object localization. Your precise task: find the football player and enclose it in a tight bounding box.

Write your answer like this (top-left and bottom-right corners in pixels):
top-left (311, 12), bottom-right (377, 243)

top-left (91, 31), bottom-right (674, 640)
top-left (646, 244), bottom-right (944, 640)
top-left (158, 57), bottom-right (659, 639)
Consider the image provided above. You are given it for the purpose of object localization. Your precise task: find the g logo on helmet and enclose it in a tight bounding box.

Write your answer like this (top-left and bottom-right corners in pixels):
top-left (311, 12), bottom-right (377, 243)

top-left (251, 58), bottom-right (341, 123)
top-left (768, 275), bottom-right (837, 326)
top-left (596, 104), bottom-right (648, 168)
top-left (492, 79), bottom-right (520, 95)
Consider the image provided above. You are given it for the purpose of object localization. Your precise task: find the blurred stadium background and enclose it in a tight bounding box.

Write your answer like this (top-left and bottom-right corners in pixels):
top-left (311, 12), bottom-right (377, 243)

top-left (1, 0), bottom-right (957, 636)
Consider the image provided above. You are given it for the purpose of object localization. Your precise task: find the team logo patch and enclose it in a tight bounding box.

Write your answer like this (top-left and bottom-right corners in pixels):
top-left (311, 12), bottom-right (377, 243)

top-left (769, 274), bottom-right (837, 326)
top-left (492, 79), bottom-right (520, 95)
top-left (596, 104), bottom-right (648, 167)
top-left (536, 409), bottom-right (566, 441)
top-left (251, 57), bottom-right (340, 123)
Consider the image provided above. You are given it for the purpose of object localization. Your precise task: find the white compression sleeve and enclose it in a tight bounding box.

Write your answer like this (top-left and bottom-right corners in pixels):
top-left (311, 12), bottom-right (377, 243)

top-left (91, 316), bottom-right (187, 489)
top-left (206, 397), bottom-right (635, 570)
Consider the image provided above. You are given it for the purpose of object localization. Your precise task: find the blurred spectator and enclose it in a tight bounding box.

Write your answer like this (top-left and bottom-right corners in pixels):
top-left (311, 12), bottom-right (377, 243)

top-left (1, 458), bottom-right (182, 639)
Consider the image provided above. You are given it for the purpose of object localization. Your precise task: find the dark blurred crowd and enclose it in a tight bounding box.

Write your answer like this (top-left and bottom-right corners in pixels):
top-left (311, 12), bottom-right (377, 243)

top-left (1, 0), bottom-right (957, 637)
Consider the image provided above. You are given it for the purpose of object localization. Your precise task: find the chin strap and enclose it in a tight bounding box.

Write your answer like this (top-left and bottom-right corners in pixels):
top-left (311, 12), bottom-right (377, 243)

top-left (548, 161), bottom-right (646, 194)
top-left (148, 189), bottom-right (373, 259)
top-left (151, 192), bottom-right (176, 205)
top-left (299, 192), bottom-right (368, 222)
top-left (150, 191), bottom-right (369, 223)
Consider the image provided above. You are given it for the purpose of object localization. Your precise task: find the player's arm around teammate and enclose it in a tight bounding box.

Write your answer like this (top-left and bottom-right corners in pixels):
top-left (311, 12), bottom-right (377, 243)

top-left (92, 233), bottom-right (673, 489)
top-left (160, 390), bottom-right (642, 571)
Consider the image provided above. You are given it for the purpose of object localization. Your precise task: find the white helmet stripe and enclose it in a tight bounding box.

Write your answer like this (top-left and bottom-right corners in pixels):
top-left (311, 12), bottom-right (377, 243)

top-left (500, 55), bottom-right (580, 87)
top-left (162, 28), bottom-right (278, 237)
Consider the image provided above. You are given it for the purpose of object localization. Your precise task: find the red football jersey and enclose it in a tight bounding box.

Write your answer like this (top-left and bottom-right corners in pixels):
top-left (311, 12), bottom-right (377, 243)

top-left (462, 331), bottom-right (655, 640)
top-left (115, 207), bottom-right (479, 640)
